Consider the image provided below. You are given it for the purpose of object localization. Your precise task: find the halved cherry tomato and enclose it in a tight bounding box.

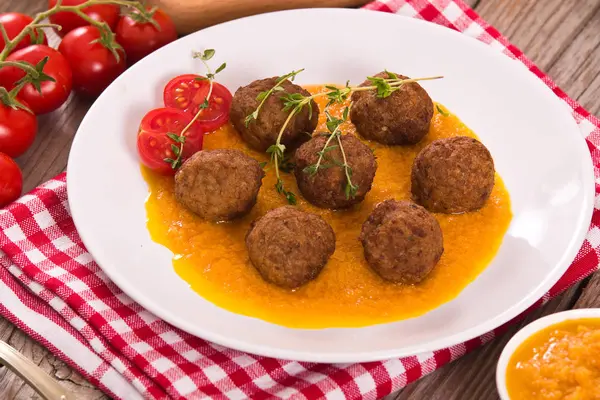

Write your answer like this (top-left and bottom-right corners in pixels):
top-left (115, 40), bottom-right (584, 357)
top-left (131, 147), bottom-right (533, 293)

top-left (0, 153), bottom-right (22, 208)
top-left (163, 74), bottom-right (232, 132)
top-left (137, 107), bottom-right (203, 175)
top-left (0, 13), bottom-right (47, 53)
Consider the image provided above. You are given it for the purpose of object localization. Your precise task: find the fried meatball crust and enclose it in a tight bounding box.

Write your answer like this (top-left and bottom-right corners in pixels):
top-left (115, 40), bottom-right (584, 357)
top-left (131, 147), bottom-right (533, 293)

top-left (411, 136), bottom-right (495, 213)
top-left (230, 77), bottom-right (319, 152)
top-left (360, 200), bottom-right (443, 284)
top-left (350, 71), bottom-right (434, 145)
top-left (245, 206), bottom-right (336, 289)
top-left (174, 149), bottom-right (264, 222)
top-left (294, 134), bottom-right (377, 209)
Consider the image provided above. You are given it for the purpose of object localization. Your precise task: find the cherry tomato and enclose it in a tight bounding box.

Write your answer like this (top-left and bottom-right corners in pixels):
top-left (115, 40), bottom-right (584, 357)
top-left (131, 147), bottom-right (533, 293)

top-left (48, 0), bottom-right (119, 37)
top-left (163, 74), bottom-right (233, 132)
top-left (0, 153), bottom-right (22, 208)
top-left (0, 13), bottom-right (47, 53)
top-left (115, 8), bottom-right (177, 65)
top-left (0, 45), bottom-right (72, 115)
top-left (0, 102), bottom-right (37, 158)
top-left (137, 107), bottom-right (203, 175)
top-left (58, 26), bottom-right (125, 97)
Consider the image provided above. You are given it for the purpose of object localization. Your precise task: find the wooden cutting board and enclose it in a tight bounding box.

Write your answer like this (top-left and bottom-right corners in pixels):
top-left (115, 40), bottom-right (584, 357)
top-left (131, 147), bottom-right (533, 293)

top-left (147, 0), bottom-right (370, 34)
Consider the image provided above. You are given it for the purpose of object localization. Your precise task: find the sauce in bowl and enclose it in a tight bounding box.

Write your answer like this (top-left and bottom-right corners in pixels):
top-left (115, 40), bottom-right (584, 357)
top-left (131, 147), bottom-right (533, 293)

top-left (141, 84), bottom-right (512, 328)
top-left (505, 317), bottom-right (600, 400)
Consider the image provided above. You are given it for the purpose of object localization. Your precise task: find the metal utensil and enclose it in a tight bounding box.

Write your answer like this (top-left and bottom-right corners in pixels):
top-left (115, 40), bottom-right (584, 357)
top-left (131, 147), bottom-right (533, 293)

top-left (0, 340), bottom-right (74, 400)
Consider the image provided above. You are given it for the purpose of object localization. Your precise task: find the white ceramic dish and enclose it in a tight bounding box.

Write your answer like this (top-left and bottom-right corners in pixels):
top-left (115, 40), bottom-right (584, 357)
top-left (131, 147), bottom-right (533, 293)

top-left (496, 308), bottom-right (600, 399)
top-left (66, 8), bottom-right (595, 363)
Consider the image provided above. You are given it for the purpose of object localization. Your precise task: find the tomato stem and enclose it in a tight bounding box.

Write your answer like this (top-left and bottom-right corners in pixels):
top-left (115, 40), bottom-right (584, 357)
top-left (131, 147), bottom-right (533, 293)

top-left (0, 60), bottom-right (39, 77)
top-left (0, 24), bottom-right (9, 47)
top-left (0, 0), bottom-right (153, 69)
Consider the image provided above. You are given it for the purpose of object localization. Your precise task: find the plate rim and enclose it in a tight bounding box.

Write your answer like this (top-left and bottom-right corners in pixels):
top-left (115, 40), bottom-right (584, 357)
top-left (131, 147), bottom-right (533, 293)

top-left (66, 8), bottom-right (596, 363)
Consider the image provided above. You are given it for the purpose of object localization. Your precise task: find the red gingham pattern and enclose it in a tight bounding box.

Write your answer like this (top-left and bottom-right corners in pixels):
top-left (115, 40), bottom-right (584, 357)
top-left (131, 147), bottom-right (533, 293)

top-left (1, 1), bottom-right (600, 398)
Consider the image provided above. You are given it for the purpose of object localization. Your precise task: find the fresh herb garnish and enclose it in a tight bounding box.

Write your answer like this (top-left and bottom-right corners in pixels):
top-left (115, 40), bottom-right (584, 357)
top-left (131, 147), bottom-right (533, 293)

top-left (245, 72), bottom-right (443, 202)
top-left (164, 49), bottom-right (226, 170)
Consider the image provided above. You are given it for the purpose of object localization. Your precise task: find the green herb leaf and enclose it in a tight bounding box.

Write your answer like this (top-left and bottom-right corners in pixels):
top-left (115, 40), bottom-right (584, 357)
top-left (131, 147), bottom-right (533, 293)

top-left (285, 191), bottom-right (297, 205)
top-left (259, 161), bottom-right (267, 169)
top-left (167, 132), bottom-right (181, 142)
top-left (345, 182), bottom-right (359, 200)
top-left (199, 99), bottom-right (210, 109)
top-left (385, 70), bottom-right (399, 79)
top-left (215, 62), bottom-right (226, 74)
top-left (303, 164), bottom-right (319, 176)
top-left (201, 49), bottom-right (215, 60)
top-left (256, 91), bottom-right (268, 101)
top-left (436, 104), bottom-right (449, 117)
top-left (171, 144), bottom-right (180, 156)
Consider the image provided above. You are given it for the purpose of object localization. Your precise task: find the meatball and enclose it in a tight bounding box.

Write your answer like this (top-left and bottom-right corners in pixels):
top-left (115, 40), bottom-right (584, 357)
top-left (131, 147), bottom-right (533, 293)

top-left (294, 134), bottom-right (377, 209)
top-left (359, 200), bottom-right (443, 284)
top-left (411, 136), bottom-right (495, 213)
top-left (350, 71), bottom-right (434, 145)
top-left (230, 77), bottom-right (319, 152)
top-left (174, 149), bottom-right (264, 222)
top-left (245, 206), bottom-right (336, 289)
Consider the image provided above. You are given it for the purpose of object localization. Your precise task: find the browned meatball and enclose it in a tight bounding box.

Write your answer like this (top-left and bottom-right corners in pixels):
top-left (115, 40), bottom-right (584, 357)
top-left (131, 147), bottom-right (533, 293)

top-left (411, 136), bottom-right (495, 213)
top-left (350, 71), bottom-right (434, 145)
top-left (360, 200), bottom-right (443, 284)
top-left (230, 77), bottom-right (319, 152)
top-left (245, 206), bottom-right (336, 289)
top-left (294, 134), bottom-right (377, 209)
top-left (174, 149), bottom-right (264, 222)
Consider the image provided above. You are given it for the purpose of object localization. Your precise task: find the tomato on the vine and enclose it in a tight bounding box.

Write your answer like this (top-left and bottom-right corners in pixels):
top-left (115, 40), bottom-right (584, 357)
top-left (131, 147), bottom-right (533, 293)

top-left (0, 101), bottom-right (37, 158)
top-left (48, 0), bottom-right (120, 37)
top-left (0, 13), bottom-right (47, 53)
top-left (58, 26), bottom-right (125, 97)
top-left (0, 153), bottom-right (22, 208)
top-left (115, 8), bottom-right (177, 65)
top-left (0, 45), bottom-right (72, 115)
top-left (137, 107), bottom-right (204, 175)
top-left (163, 74), bottom-right (233, 132)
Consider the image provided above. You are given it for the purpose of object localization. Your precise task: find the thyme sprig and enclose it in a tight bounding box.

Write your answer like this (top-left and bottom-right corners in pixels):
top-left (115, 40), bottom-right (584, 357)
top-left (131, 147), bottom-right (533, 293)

top-left (303, 106), bottom-right (357, 199)
top-left (244, 69), bottom-right (304, 127)
top-left (163, 49), bottom-right (226, 170)
top-left (247, 71), bottom-right (443, 203)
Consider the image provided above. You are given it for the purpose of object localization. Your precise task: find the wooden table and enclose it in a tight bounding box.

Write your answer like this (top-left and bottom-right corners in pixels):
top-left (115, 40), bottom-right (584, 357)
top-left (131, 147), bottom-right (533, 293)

top-left (1, 0), bottom-right (599, 398)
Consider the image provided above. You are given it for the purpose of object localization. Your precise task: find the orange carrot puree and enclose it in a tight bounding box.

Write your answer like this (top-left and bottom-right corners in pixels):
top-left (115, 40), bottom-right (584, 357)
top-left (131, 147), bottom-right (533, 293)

top-left (141, 84), bottom-right (512, 328)
top-left (506, 318), bottom-right (600, 400)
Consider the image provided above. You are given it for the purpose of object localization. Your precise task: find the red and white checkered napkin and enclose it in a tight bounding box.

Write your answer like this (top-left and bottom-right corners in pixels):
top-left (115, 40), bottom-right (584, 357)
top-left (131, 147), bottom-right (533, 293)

top-left (1, 1), bottom-right (600, 399)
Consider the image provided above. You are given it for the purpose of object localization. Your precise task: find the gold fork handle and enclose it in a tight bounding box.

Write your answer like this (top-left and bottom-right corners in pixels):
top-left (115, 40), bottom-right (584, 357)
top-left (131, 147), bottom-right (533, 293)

top-left (0, 341), bottom-right (74, 400)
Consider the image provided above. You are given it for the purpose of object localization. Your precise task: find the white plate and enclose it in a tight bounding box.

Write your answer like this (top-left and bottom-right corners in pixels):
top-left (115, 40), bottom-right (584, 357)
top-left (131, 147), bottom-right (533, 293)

top-left (66, 8), bottom-right (595, 363)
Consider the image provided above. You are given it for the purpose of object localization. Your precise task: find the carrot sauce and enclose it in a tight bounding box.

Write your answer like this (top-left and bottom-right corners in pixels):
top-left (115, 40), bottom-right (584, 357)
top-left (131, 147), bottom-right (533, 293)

top-left (140, 84), bottom-right (512, 328)
top-left (506, 318), bottom-right (600, 400)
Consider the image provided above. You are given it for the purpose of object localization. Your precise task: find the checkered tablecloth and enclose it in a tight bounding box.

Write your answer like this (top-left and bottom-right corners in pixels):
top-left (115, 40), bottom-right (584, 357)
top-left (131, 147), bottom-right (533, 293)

top-left (1, 1), bottom-right (599, 398)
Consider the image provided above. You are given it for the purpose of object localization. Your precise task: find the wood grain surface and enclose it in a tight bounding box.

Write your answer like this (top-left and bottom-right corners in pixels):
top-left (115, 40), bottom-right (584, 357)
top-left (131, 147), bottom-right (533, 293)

top-left (0, 0), bottom-right (599, 399)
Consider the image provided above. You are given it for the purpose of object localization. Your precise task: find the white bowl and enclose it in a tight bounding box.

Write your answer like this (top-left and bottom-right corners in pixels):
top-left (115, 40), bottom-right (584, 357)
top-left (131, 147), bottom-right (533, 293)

top-left (496, 308), bottom-right (600, 399)
top-left (66, 8), bottom-right (595, 362)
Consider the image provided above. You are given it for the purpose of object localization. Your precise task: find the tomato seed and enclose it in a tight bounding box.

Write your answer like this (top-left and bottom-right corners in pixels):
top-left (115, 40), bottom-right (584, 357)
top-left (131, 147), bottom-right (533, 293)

top-left (180, 83), bottom-right (188, 88)
top-left (215, 97), bottom-right (223, 104)
top-left (175, 88), bottom-right (183, 93)
top-left (193, 83), bottom-right (200, 88)
top-left (150, 139), bottom-right (157, 147)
